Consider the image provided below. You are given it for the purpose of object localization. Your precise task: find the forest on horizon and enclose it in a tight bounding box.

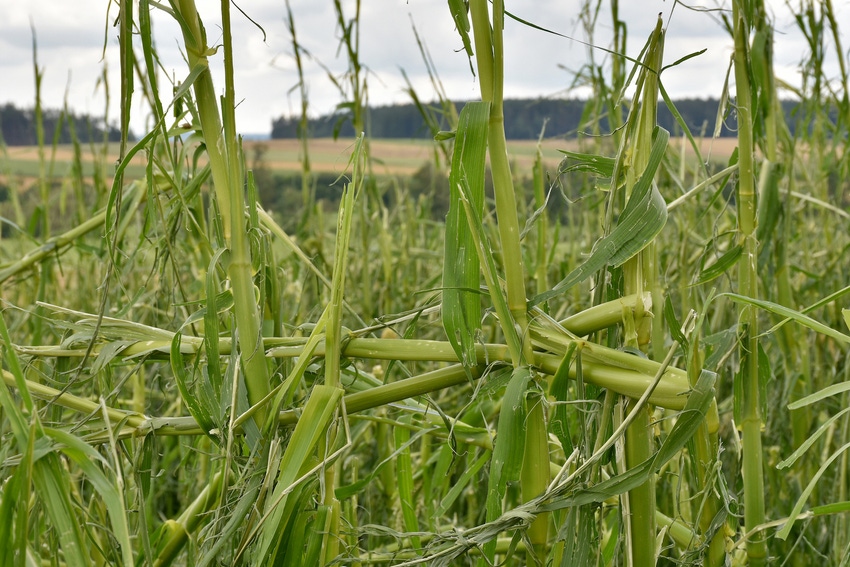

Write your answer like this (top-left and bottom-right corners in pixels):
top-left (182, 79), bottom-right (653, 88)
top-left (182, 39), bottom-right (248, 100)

top-left (1, 96), bottom-right (811, 146)
top-left (272, 96), bottom-right (807, 140)
top-left (0, 103), bottom-right (123, 147)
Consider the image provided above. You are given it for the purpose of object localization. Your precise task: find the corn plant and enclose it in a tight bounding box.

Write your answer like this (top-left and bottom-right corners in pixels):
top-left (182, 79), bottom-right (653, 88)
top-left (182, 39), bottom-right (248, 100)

top-left (1, 1), bottom-right (850, 566)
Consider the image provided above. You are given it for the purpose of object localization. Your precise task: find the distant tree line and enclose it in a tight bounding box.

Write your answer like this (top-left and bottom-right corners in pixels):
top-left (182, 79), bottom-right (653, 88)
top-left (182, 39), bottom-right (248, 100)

top-left (0, 103), bottom-right (123, 146)
top-left (272, 97), bottom-right (805, 140)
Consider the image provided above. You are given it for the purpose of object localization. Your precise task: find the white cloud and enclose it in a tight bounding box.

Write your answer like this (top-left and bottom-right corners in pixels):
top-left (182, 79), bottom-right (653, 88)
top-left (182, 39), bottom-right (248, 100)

top-left (0, 0), bottom-right (846, 135)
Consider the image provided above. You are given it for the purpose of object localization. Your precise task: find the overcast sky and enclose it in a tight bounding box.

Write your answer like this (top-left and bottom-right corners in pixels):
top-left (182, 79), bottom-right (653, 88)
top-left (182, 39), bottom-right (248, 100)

top-left (0, 1), bottom-right (847, 135)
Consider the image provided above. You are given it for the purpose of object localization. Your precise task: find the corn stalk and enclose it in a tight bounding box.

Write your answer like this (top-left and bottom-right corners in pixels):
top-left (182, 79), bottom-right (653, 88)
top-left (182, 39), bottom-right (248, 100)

top-left (732, 1), bottom-right (767, 564)
top-left (171, 0), bottom-right (271, 425)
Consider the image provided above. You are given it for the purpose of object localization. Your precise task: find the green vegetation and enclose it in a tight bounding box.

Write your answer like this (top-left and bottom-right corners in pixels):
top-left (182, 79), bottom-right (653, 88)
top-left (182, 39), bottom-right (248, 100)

top-left (1, 1), bottom-right (850, 566)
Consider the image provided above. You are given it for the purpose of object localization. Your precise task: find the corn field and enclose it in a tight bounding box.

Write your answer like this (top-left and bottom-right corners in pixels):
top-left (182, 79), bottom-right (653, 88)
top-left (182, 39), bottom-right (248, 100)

top-left (1, 0), bottom-right (849, 565)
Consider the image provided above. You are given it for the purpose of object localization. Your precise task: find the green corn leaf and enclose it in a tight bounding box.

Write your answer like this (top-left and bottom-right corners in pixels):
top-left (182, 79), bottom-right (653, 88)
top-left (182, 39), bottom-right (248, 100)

top-left (788, 381), bottom-right (850, 409)
top-left (1, 313), bottom-right (90, 567)
top-left (732, 334), bottom-right (769, 426)
top-left (0, 315), bottom-right (35, 440)
top-left (531, 126), bottom-right (670, 307)
top-left (170, 333), bottom-right (218, 438)
top-left (721, 292), bottom-right (850, 345)
top-left (256, 384), bottom-right (343, 561)
top-left (692, 244), bottom-right (742, 287)
top-left (273, 480), bottom-right (321, 567)
top-left (557, 150), bottom-right (616, 176)
top-left (777, 406), bottom-right (850, 469)
top-left (0, 470), bottom-right (14, 565)
top-left (443, 101), bottom-right (489, 368)
top-left (482, 365), bottom-right (533, 562)
top-left (543, 369), bottom-right (717, 511)
top-left (301, 505), bottom-right (332, 567)
top-left (455, 166), bottom-right (523, 362)
top-left (436, 449), bottom-right (492, 518)
top-left (134, 434), bottom-right (155, 561)
top-left (811, 501), bottom-right (850, 516)
top-left (44, 428), bottom-right (134, 566)
top-left (663, 296), bottom-right (688, 351)
top-left (756, 161), bottom-right (784, 267)
top-left (394, 416), bottom-right (422, 550)
top-left (549, 342), bottom-right (577, 454)
top-left (90, 340), bottom-right (134, 375)
top-left (32, 457), bottom-right (91, 567)
top-left (138, 0), bottom-right (165, 124)
top-left (282, 505), bottom-right (313, 567)
top-left (202, 248), bottom-right (232, 403)
top-left (448, 0), bottom-right (473, 61)
top-left (557, 150), bottom-right (617, 180)
top-left (777, 440), bottom-right (850, 540)
top-left (0, 422), bottom-right (34, 566)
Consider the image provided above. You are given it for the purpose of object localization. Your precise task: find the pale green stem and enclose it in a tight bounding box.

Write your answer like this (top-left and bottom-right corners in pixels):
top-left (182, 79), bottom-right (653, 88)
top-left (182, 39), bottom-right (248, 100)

top-left (621, 18), bottom-right (663, 567)
top-left (173, 0), bottom-right (270, 424)
top-left (153, 471), bottom-right (224, 566)
top-left (32, 27), bottom-right (49, 240)
top-left (8, 342), bottom-right (700, 445)
top-left (173, 0), bottom-right (231, 236)
top-left (320, 141), bottom-right (362, 564)
top-left (469, 3), bottom-right (545, 560)
top-left (521, 390), bottom-right (550, 556)
top-left (687, 324), bottom-right (727, 566)
top-left (732, 2), bottom-right (767, 564)
top-left (468, 0), bottom-right (532, 365)
top-left (655, 510), bottom-right (699, 550)
top-left (533, 147), bottom-right (549, 298)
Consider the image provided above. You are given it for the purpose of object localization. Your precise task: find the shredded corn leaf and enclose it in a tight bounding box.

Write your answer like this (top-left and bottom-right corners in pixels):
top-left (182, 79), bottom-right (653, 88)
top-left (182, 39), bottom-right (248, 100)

top-left (443, 101), bottom-right (489, 368)
top-left (531, 126), bottom-right (670, 307)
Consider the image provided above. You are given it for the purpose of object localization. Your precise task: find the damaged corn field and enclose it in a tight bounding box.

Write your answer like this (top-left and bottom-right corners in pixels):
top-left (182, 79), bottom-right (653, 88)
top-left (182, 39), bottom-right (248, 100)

top-left (1, 0), bottom-right (849, 565)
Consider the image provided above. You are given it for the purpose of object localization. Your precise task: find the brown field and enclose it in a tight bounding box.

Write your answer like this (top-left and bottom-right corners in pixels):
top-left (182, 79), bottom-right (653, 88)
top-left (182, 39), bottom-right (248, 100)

top-left (250, 136), bottom-right (738, 175)
top-left (2, 135), bottom-right (739, 183)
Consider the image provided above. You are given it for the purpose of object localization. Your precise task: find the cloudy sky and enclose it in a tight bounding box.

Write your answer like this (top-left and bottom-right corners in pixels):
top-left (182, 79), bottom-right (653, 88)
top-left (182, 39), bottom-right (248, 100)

top-left (0, 1), bottom-right (847, 135)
